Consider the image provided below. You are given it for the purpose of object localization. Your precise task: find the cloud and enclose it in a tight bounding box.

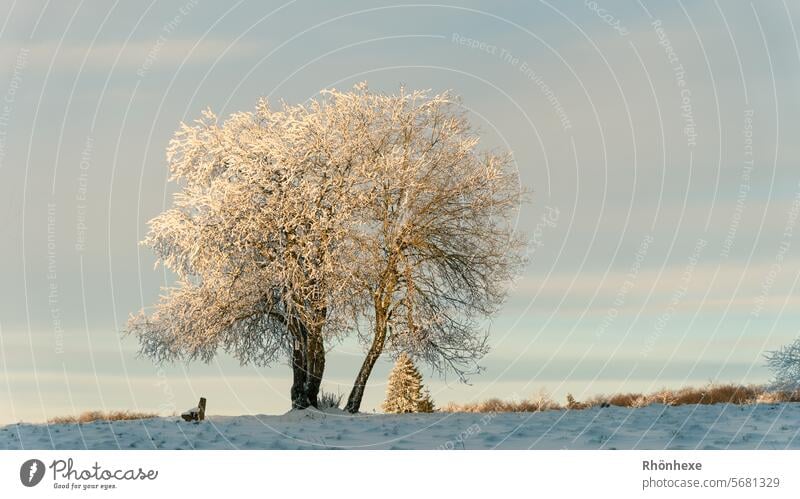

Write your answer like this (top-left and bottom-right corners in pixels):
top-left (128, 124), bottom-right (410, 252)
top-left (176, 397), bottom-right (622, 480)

top-left (0, 37), bottom-right (262, 75)
top-left (509, 257), bottom-right (800, 318)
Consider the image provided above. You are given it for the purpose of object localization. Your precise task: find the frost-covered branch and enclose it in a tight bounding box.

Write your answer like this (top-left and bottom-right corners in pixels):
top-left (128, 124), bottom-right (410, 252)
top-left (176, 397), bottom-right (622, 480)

top-left (765, 339), bottom-right (800, 391)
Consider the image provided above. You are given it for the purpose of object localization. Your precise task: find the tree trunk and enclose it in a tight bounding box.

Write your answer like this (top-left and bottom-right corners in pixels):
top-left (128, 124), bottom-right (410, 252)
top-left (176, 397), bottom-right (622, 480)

top-left (289, 308), bottom-right (327, 410)
top-left (345, 309), bottom-right (388, 413)
top-left (289, 319), bottom-right (310, 409)
top-left (304, 327), bottom-right (325, 408)
top-left (290, 339), bottom-right (310, 409)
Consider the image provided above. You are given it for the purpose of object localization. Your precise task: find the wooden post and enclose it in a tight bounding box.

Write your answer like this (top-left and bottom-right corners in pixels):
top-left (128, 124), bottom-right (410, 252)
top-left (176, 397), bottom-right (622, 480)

top-left (198, 397), bottom-right (206, 421)
top-left (181, 397), bottom-right (207, 422)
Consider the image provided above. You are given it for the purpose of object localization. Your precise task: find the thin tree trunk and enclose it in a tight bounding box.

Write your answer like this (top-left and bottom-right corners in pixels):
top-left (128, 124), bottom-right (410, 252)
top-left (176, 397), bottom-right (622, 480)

top-left (345, 309), bottom-right (388, 413)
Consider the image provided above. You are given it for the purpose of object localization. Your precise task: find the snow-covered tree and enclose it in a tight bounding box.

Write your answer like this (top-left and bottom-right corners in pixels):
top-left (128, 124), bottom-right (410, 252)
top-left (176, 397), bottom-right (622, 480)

top-left (339, 85), bottom-right (525, 412)
top-left (765, 338), bottom-right (800, 391)
top-left (382, 353), bottom-right (434, 413)
top-left (127, 83), bottom-right (524, 412)
top-left (126, 97), bottom-right (368, 409)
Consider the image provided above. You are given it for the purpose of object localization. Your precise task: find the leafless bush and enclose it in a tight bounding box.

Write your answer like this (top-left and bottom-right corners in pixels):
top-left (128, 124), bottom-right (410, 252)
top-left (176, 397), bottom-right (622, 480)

top-left (657, 384), bottom-right (763, 406)
top-left (317, 390), bottom-right (343, 409)
top-left (48, 410), bottom-right (159, 424)
top-left (441, 391), bottom-right (562, 413)
top-left (439, 384), bottom-right (800, 413)
top-left (565, 394), bottom-right (588, 410)
top-left (756, 389), bottom-right (800, 404)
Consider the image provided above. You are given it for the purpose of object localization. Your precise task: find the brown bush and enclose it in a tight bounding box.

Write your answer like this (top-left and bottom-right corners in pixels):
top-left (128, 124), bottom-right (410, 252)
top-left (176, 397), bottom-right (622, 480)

top-left (756, 389), bottom-right (800, 404)
top-left (647, 388), bottom-right (676, 405)
top-left (668, 387), bottom-right (708, 405)
top-left (439, 384), bottom-right (800, 413)
top-left (518, 392), bottom-right (562, 412)
top-left (565, 394), bottom-right (587, 410)
top-left (582, 394), bottom-right (608, 408)
top-left (479, 398), bottom-right (508, 413)
top-left (442, 391), bottom-right (562, 413)
top-left (607, 393), bottom-right (646, 407)
top-left (48, 410), bottom-right (158, 424)
top-left (705, 384), bottom-right (762, 405)
top-left (656, 384), bottom-right (764, 406)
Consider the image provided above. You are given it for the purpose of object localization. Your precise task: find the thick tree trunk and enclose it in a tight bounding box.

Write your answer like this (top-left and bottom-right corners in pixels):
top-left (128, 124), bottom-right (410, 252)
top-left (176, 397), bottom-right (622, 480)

top-left (345, 310), bottom-right (387, 413)
top-left (290, 317), bottom-right (327, 409)
top-left (304, 327), bottom-right (325, 408)
top-left (289, 318), bottom-right (311, 409)
top-left (290, 337), bottom-right (310, 409)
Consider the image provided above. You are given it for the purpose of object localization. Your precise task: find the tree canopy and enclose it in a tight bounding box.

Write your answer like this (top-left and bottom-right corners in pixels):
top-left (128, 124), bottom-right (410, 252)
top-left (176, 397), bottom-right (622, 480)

top-left (127, 83), bottom-right (525, 411)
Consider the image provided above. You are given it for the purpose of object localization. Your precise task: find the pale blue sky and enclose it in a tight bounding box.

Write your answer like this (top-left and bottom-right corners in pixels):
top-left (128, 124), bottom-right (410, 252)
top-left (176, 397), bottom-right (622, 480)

top-left (1, 0), bottom-right (799, 423)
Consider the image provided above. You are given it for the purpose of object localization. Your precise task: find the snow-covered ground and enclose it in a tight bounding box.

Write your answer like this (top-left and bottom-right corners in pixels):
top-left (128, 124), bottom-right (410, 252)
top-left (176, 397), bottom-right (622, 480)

top-left (3, 403), bottom-right (800, 450)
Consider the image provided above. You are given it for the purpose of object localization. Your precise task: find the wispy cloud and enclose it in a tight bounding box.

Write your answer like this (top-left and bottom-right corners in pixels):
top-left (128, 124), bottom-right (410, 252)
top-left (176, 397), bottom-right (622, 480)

top-left (0, 37), bottom-right (262, 74)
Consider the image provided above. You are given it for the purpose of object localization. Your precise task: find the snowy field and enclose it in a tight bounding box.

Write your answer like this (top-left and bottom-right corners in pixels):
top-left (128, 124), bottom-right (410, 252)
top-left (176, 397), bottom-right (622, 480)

top-left (3, 404), bottom-right (800, 450)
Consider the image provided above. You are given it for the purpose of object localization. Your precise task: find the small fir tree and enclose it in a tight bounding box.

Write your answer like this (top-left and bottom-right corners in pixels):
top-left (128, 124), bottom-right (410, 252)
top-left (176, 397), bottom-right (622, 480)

top-left (382, 353), bottom-right (435, 413)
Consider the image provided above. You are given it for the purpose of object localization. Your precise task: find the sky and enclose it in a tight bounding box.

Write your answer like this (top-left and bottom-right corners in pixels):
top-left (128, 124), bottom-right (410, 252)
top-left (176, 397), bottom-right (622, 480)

top-left (1, 0), bottom-right (799, 423)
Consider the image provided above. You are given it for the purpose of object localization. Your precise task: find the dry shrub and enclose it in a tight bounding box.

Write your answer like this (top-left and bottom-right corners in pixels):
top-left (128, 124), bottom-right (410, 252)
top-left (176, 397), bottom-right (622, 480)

top-left (438, 400), bottom-right (485, 413)
top-left (565, 394), bottom-right (588, 410)
top-left (318, 390), bottom-right (343, 409)
top-left (582, 394), bottom-right (609, 408)
top-left (756, 389), bottom-right (800, 404)
top-left (782, 390), bottom-right (800, 403)
top-left (647, 388), bottom-right (676, 405)
top-left (48, 410), bottom-right (158, 424)
top-left (756, 391), bottom-right (787, 404)
top-left (440, 384), bottom-right (800, 413)
top-left (657, 384), bottom-right (764, 406)
top-left (439, 401), bottom-right (467, 413)
top-left (705, 384), bottom-right (762, 404)
top-left (669, 387), bottom-right (708, 406)
top-left (479, 398), bottom-right (508, 413)
top-left (520, 391), bottom-right (562, 412)
top-left (442, 391), bottom-right (561, 413)
top-left (607, 393), bottom-right (646, 407)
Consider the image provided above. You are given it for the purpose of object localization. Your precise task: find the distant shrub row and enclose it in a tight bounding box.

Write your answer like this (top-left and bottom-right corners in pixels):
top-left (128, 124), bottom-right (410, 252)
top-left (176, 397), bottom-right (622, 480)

top-left (48, 410), bottom-right (159, 424)
top-left (440, 384), bottom-right (800, 413)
